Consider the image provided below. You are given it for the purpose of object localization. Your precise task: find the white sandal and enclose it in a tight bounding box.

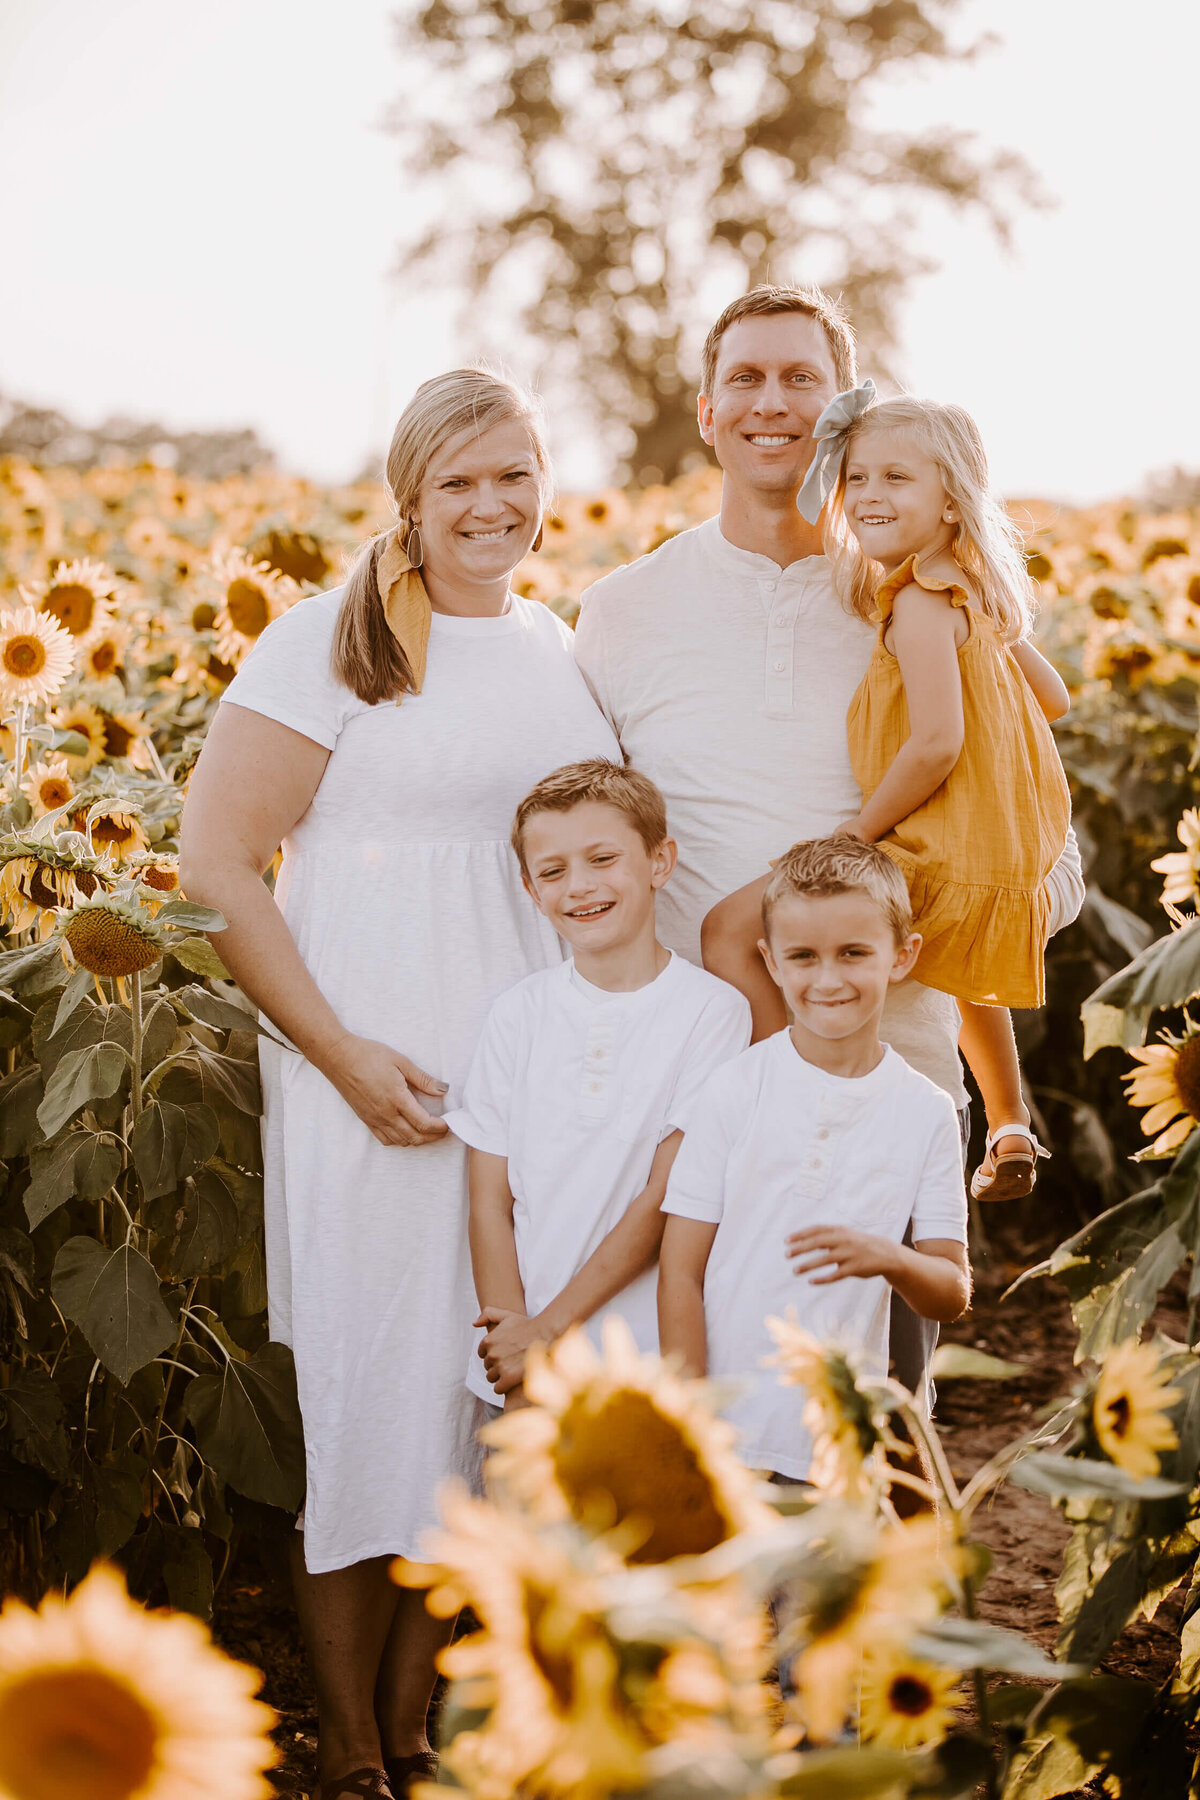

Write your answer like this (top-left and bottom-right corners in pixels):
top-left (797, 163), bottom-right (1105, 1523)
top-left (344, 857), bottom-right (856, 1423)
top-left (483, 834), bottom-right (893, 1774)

top-left (970, 1122), bottom-right (1050, 1202)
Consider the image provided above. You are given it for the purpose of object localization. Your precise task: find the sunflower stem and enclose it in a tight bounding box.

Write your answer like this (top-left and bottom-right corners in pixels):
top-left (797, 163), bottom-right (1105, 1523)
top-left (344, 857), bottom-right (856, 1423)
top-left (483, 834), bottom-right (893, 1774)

top-left (10, 700), bottom-right (29, 791)
top-left (128, 968), bottom-right (144, 1122)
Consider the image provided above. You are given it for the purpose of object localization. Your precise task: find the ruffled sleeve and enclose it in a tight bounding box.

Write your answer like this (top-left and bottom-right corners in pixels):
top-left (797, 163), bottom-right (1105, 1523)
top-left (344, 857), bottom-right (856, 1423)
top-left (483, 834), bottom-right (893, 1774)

top-left (874, 553), bottom-right (971, 624)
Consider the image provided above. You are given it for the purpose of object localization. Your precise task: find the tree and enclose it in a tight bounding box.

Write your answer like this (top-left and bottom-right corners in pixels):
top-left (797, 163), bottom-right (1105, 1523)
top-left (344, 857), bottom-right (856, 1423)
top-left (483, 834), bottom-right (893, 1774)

top-left (390, 0), bottom-right (1039, 482)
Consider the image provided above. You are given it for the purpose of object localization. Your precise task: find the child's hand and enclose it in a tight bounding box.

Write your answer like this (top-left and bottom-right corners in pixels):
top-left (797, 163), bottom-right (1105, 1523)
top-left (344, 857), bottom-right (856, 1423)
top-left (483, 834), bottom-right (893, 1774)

top-left (786, 1225), bottom-right (897, 1285)
top-left (478, 1310), bottom-right (554, 1393)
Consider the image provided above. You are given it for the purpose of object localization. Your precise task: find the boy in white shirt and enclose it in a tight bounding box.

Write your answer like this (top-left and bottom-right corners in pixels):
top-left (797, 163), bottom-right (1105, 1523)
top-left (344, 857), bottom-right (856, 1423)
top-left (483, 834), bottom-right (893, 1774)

top-left (659, 836), bottom-right (969, 1481)
top-left (445, 760), bottom-right (751, 1409)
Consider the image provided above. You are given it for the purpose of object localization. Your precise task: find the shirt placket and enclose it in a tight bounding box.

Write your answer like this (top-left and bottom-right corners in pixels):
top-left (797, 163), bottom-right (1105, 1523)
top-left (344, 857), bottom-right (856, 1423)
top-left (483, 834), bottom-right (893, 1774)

top-left (763, 572), bottom-right (799, 719)
top-left (795, 1103), bottom-right (849, 1203)
top-left (578, 1013), bottom-right (619, 1120)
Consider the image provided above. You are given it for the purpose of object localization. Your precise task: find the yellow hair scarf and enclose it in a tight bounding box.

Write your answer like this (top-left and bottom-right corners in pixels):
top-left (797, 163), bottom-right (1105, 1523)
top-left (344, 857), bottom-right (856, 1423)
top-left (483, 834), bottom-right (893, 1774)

top-left (377, 528), bottom-right (430, 700)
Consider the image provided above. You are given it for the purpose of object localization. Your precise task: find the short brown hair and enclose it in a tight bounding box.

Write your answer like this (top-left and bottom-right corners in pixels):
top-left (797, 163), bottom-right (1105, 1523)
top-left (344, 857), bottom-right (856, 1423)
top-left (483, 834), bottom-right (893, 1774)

top-left (512, 760), bottom-right (668, 875)
top-left (700, 285), bottom-right (857, 399)
top-left (762, 837), bottom-right (912, 944)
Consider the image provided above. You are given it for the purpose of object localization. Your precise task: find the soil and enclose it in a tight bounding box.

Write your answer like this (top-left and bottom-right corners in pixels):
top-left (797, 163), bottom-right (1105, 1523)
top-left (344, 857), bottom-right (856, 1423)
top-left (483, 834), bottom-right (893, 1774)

top-left (215, 1204), bottom-right (1190, 1799)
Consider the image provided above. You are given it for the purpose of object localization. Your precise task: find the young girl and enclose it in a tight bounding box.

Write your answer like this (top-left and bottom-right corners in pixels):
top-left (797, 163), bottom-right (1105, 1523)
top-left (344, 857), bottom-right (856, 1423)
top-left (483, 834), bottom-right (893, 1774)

top-left (702, 393), bottom-right (1083, 1200)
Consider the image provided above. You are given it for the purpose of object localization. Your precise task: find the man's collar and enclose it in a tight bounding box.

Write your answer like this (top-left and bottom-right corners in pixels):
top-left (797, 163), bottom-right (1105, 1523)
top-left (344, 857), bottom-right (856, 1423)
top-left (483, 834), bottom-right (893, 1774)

top-left (698, 514), bottom-right (829, 578)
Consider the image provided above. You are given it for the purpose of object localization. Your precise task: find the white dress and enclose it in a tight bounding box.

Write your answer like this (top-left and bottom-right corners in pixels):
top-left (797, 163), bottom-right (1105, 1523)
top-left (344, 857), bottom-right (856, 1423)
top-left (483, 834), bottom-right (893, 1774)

top-left (220, 589), bottom-right (620, 1572)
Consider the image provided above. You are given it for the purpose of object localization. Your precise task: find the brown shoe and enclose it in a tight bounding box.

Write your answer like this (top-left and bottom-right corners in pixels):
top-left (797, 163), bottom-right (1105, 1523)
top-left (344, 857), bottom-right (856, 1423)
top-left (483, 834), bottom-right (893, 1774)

top-left (384, 1750), bottom-right (438, 1795)
top-left (316, 1768), bottom-right (395, 1800)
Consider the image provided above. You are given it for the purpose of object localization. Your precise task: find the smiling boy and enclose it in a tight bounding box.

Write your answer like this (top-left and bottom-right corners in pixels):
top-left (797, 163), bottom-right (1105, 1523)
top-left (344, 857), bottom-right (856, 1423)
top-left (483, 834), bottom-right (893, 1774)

top-left (658, 836), bottom-right (969, 1480)
top-left (444, 759), bottom-right (751, 1408)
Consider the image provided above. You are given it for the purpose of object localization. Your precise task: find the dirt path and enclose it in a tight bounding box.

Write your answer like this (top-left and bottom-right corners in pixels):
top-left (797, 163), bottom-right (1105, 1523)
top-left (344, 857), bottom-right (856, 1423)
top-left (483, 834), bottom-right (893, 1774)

top-left (218, 1214), bottom-right (1186, 1797)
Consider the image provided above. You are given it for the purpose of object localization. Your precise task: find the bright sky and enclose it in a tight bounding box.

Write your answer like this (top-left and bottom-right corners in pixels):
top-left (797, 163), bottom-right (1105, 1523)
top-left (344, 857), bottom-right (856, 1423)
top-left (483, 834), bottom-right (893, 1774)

top-left (1, 0), bottom-right (1196, 500)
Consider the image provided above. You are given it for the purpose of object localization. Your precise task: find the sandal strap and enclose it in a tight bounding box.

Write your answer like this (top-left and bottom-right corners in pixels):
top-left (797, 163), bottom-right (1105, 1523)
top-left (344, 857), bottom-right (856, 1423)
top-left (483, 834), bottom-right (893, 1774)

top-left (318, 1769), bottom-right (395, 1800)
top-left (984, 1122), bottom-right (1049, 1159)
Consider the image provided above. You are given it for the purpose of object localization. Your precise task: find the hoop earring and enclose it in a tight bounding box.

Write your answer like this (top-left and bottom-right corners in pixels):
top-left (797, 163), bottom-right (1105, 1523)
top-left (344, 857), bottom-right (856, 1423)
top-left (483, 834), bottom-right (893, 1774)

top-left (532, 524), bottom-right (544, 553)
top-left (406, 523), bottom-right (424, 569)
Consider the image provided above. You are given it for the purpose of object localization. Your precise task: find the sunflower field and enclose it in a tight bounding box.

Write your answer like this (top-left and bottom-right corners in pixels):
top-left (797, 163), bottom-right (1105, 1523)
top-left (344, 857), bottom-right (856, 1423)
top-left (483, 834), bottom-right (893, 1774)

top-left (3, 451), bottom-right (1200, 1796)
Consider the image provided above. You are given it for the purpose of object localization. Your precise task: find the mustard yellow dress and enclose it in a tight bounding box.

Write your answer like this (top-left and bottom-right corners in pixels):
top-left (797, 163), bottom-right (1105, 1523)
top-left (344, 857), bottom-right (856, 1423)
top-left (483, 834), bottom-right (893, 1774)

top-left (847, 554), bottom-right (1071, 1008)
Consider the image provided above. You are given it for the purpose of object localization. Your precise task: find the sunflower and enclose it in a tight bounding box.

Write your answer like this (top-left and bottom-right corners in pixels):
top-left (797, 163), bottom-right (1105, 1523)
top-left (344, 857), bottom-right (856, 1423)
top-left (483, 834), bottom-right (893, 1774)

top-left (126, 852), bottom-right (182, 912)
top-left (48, 701), bottom-right (107, 773)
top-left (765, 1315), bottom-right (885, 1500)
top-left (0, 1563), bottom-right (276, 1800)
top-left (396, 1488), bottom-right (649, 1800)
top-left (0, 605), bottom-right (75, 708)
top-left (83, 800), bottom-right (148, 866)
top-left (96, 708), bottom-right (149, 766)
top-left (1091, 1340), bottom-right (1182, 1481)
top-left (483, 1321), bottom-right (774, 1564)
top-left (857, 1641), bottom-right (961, 1751)
top-left (783, 1513), bottom-right (955, 1743)
top-left (60, 893), bottom-right (164, 978)
top-left (0, 835), bottom-right (107, 935)
top-left (1124, 1025), bottom-right (1200, 1157)
top-left (33, 558), bottom-right (117, 639)
top-left (80, 623), bottom-right (132, 683)
top-left (21, 757), bottom-right (75, 818)
top-left (1151, 810), bottom-right (1200, 911)
top-left (208, 550), bottom-right (299, 666)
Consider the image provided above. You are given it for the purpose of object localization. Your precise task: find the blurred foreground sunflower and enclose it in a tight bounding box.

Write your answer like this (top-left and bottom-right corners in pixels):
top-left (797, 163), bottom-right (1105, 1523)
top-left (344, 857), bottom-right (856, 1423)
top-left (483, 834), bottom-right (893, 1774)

top-left (396, 1489), bottom-right (648, 1800)
top-left (857, 1641), bottom-right (961, 1750)
top-left (484, 1321), bottom-right (773, 1563)
top-left (208, 550), bottom-right (299, 666)
top-left (1151, 809), bottom-right (1200, 910)
top-left (0, 1563), bottom-right (276, 1800)
top-left (765, 1315), bottom-right (885, 1499)
top-left (1092, 1340), bottom-right (1182, 1480)
top-left (32, 558), bottom-right (117, 639)
top-left (59, 892), bottom-right (164, 978)
top-left (783, 1513), bottom-right (955, 1743)
top-left (0, 605), bottom-right (75, 708)
top-left (1124, 1024), bottom-right (1200, 1157)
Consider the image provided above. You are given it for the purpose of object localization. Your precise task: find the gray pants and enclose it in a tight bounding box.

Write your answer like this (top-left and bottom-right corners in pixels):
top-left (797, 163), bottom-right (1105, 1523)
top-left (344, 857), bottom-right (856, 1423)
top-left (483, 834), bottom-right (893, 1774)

top-left (887, 1102), bottom-right (971, 1413)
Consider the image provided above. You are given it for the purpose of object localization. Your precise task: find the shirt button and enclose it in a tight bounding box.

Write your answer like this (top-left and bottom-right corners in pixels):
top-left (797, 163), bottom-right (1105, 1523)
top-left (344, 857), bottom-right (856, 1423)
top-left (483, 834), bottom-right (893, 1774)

top-left (589, 1081), bottom-right (604, 1093)
top-left (773, 658), bottom-right (785, 672)
top-left (817, 1128), bottom-right (830, 1140)
top-left (774, 614), bottom-right (787, 626)
top-left (765, 579), bottom-right (777, 591)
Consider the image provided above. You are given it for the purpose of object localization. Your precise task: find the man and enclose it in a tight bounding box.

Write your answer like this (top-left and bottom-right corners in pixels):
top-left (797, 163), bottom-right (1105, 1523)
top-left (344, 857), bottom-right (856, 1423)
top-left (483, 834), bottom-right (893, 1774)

top-left (572, 284), bottom-right (970, 1397)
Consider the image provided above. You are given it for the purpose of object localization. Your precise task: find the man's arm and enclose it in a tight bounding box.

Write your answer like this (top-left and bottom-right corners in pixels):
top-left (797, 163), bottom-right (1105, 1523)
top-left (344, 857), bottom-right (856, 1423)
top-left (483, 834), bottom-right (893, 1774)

top-left (785, 1227), bottom-right (970, 1324)
top-left (658, 1213), bottom-right (718, 1376)
top-left (482, 1132), bottom-right (683, 1392)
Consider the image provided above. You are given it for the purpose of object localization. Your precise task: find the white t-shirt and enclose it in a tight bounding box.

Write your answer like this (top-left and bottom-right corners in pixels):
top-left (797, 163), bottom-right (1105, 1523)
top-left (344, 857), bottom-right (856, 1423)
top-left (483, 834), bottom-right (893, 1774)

top-left (662, 1033), bottom-right (968, 1480)
top-left (445, 952), bottom-right (751, 1401)
top-left (573, 518), bottom-right (968, 1107)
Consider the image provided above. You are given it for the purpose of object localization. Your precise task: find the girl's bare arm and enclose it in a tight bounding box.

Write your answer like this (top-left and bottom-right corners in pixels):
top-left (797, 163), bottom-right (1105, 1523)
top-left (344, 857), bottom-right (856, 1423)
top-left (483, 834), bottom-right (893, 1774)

top-left (848, 583), bottom-right (965, 842)
top-left (1010, 637), bottom-right (1071, 721)
top-left (179, 702), bottom-right (448, 1147)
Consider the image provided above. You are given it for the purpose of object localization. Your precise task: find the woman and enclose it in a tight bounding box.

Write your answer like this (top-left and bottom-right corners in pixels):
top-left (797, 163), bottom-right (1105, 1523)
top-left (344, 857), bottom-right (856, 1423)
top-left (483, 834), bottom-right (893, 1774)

top-left (180, 369), bottom-right (620, 1800)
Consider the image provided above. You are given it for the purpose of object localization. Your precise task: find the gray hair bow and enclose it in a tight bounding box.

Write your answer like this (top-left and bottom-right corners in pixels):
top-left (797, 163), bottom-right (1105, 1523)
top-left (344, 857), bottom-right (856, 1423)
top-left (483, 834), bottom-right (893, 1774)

top-left (795, 379), bottom-right (877, 524)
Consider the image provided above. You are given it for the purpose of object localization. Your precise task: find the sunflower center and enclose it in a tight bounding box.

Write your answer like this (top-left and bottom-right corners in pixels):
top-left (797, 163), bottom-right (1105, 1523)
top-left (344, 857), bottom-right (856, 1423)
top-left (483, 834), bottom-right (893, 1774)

top-left (38, 778), bottom-right (73, 809)
top-left (140, 865), bottom-right (179, 892)
top-left (90, 640), bottom-right (118, 674)
top-left (64, 906), bottom-right (159, 977)
top-left (0, 1666), bottom-right (157, 1800)
top-left (101, 717), bottom-right (136, 759)
top-left (552, 1389), bottom-right (729, 1562)
top-left (1174, 1038), bottom-right (1200, 1122)
top-left (26, 864), bottom-right (64, 910)
top-left (888, 1674), bottom-right (935, 1718)
top-left (226, 579), bottom-right (270, 637)
top-left (91, 818), bottom-right (137, 850)
top-left (1105, 1393), bottom-right (1132, 1441)
top-left (43, 584), bottom-right (96, 635)
top-left (192, 601), bottom-right (217, 631)
top-left (3, 636), bottom-right (46, 678)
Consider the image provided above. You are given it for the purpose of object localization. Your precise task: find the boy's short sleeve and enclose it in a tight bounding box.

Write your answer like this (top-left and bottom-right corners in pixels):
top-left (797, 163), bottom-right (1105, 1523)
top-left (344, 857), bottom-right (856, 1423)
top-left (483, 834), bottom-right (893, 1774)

top-left (661, 1066), bottom-right (741, 1225)
top-left (220, 594), bottom-right (357, 752)
top-left (911, 1093), bottom-right (969, 1245)
top-left (442, 995), bottom-right (522, 1157)
top-left (664, 988), bottom-right (753, 1136)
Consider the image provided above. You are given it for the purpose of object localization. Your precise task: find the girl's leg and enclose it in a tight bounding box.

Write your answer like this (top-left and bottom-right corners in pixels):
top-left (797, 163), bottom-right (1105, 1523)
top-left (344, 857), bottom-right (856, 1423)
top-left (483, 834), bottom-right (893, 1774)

top-left (375, 1584), bottom-right (457, 1761)
top-left (701, 874), bottom-right (787, 1043)
top-left (957, 1001), bottom-right (1036, 1187)
top-left (289, 1541), bottom-right (398, 1783)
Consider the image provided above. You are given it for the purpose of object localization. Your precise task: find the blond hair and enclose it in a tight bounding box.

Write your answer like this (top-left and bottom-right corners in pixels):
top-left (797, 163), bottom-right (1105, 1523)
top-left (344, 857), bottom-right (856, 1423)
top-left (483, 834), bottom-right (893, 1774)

top-left (511, 760), bottom-right (668, 876)
top-left (332, 368), bottom-right (553, 703)
top-left (700, 285), bottom-right (857, 399)
top-left (825, 395), bottom-right (1034, 642)
top-left (762, 837), bottom-right (913, 945)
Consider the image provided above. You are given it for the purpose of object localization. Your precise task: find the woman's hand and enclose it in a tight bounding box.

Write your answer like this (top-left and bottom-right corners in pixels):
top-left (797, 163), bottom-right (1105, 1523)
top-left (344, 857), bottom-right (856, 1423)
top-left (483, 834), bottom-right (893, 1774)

top-left (321, 1032), bottom-right (450, 1147)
